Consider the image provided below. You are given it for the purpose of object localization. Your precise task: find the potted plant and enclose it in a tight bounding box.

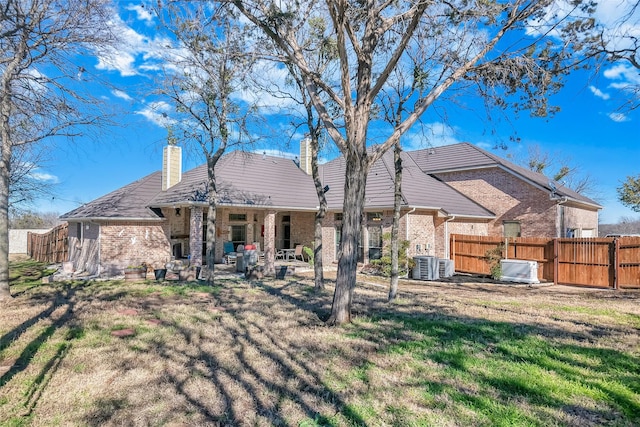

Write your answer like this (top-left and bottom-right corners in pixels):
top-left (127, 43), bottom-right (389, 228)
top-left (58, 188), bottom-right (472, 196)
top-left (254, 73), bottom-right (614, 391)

top-left (153, 264), bottom-right (167, 281)
top-left (124, 263), bottom-right (147, 281)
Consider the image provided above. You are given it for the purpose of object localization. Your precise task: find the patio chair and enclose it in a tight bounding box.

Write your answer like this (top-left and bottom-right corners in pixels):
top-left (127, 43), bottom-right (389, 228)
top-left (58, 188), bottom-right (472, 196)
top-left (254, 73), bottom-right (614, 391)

top-left (223, 241), bottom-right (237, 265)
top-left (293, 244), bottom-right (305, 262)
top-left (253, 242), bottom-right (265, 263)
top-left (275, 248), bottom-right (285, 260)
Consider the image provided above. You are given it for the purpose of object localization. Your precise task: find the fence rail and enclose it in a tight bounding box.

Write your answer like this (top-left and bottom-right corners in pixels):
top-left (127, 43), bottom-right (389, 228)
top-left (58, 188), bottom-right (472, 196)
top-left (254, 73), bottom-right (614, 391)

top-left (450, 234), bottom-right (640, 289)
top-left (27, 223), bottom-right (69, 263)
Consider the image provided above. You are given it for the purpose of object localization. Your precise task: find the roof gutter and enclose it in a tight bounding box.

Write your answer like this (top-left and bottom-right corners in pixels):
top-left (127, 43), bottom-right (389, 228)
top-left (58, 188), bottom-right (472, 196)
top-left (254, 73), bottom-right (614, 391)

top-left (149, 201), bottom-right (319, 212)
top-left (59, 216), bottom-right (166, 222)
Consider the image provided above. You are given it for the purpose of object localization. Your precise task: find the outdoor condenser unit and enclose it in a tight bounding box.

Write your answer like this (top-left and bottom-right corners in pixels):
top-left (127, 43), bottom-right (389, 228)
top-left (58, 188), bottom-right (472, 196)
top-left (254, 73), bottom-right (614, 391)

top-left (439, 259), bottom-right (455, 278)
top-left (412, 256), bottom-right (439, 280)
top-left (499, 259), bottom-right (539, 284)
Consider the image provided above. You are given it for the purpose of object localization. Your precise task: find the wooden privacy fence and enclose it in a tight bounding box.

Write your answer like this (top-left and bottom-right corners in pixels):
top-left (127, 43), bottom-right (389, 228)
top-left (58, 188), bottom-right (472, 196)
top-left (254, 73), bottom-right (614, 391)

top-left (27, 223), bottom-right (69, 263)
top-left (450, 234), bottom-right (640, 289)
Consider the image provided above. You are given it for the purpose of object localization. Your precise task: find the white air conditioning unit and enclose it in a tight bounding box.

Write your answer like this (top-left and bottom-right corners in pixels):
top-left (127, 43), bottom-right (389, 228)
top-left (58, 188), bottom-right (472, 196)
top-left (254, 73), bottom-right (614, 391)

top-left (500, 259), bottom-right (539, 284)
top-left (412, 256), bottom-right (439, 280)
top-left (439, 259), bottom-right (455, 278)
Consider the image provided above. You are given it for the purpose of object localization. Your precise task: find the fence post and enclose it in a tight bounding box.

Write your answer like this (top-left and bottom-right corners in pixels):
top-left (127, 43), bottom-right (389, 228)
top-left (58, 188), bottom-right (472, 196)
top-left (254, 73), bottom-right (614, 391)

top-left (553, 238), bottom-right (559, 285)
top-left (613, 238), bottom-right (619, 290)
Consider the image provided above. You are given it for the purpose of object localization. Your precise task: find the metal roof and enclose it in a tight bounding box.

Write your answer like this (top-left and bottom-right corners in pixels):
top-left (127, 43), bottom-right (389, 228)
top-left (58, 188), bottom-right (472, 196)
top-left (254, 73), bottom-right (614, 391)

top-left (150, 150), bottom-right (319, 210)
top-left (60, 171), bottom-right (164, 221)
top-left (409, 142), bottom-right (602, 209)
top-left (320, 149), bottom-right (494, 218)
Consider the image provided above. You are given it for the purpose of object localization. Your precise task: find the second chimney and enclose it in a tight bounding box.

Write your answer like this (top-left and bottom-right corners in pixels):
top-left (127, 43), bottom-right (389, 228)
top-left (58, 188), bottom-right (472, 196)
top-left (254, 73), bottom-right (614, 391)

top-left (299, 137), bottom-right (312, 175)
top-left (162, 145), bottom-right (182, 191)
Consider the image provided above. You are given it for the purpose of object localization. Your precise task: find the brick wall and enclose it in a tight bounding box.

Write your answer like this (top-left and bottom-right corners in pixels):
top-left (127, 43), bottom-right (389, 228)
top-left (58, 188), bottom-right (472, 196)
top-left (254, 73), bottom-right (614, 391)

top-left (291, 212), bottom-right (315, 249)
top-left (436, 168), bottom-right (559, 237)
top-left (100, 221), bottom-right (171, 275)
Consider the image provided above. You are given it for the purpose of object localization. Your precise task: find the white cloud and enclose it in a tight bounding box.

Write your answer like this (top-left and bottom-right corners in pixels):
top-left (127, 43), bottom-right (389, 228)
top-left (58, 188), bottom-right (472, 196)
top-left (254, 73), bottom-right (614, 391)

top-left (125, 4), bottom-right (154, 25)
top-left (604, 63), bottom-right (640, 86)
top-left (401, 122), bottom-right (462, 151)
top-left (588, 85), bottom-right (610, 100)
top-left (135, 101), bottom-right (175, 127)
top-left (608, 112), bottom-right (630, 122)
top-left (94, 13), bottom-right (176, 77)
top-left (31, 171), bottom-right (59, 183)
top-left (235, 61), bottom-right (302, 115)
top-left (112, 89), bottom-right (133, 101)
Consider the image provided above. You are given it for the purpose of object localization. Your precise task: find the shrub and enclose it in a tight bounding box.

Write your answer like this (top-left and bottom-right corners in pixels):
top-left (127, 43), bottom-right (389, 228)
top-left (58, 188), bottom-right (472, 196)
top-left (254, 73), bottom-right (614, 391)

top-left (367, 234), bottom-right (414, 277)
top-left (484, 244), bottom-right (504, 280)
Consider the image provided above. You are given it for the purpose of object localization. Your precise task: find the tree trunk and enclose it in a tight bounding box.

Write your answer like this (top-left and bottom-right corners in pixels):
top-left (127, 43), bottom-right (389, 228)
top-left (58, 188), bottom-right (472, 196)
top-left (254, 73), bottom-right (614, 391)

top-left (311, 133), bottom-right (326, 290)
top-left (0, 135), bottom-right (10, 300)
top-left (0, 93), bottom-right (12, 300)
top-left (327, 151), bottom-right (367, 325)
top-left (313, 211), bottom-right (325, 290)
top-left (389, 143), bottom-right (402, 301)
top-left (204, 160), bottom-right (218, 285)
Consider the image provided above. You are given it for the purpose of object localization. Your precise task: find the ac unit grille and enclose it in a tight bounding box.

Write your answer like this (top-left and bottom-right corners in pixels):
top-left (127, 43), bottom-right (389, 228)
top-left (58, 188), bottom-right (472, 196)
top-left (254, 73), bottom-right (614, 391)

top-left (413, 256), bottom-right (439, 280)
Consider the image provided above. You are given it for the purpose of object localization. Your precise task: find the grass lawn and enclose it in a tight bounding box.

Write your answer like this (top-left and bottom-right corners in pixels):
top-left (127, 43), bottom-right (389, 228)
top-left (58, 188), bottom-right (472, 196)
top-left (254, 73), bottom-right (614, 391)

top-left (1, 259), bottom-right (639, 426)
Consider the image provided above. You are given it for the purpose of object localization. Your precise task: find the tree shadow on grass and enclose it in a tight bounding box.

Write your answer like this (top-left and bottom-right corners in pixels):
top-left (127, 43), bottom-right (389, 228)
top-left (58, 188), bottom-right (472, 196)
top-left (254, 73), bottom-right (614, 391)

top-left (252, 277), bottom-right (640, 426)
top-left (87, 278), bottom-right (370, 426)
top-left (0, 283), bottom-right (78, 388)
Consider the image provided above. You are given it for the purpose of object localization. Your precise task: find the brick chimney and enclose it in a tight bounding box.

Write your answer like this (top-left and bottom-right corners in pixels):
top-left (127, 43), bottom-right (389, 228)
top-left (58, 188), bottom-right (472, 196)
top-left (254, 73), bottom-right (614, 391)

top-left (162, 144), bottom-right (182, 191)
top-left (299, 137), bottom-right (312, 175)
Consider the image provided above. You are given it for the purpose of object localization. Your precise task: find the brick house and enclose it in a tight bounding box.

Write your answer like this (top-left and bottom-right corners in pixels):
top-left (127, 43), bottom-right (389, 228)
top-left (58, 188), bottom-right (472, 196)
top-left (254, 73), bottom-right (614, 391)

top-left (410, 143), bottom-right (601, 238)
top-left (60, 141), bottom-right (599, 277)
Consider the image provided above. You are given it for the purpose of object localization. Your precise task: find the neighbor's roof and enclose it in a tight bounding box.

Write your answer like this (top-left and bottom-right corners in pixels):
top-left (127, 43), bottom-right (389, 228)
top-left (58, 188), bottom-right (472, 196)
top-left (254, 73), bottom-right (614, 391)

top-left (409, 142), bottom-right (601, 209)
top-left (320, 149), bottom-right (494, 218)
top-left (149, 150), bottom-right (319, 210)
top-left (60, 171), bottom-right (164, 221)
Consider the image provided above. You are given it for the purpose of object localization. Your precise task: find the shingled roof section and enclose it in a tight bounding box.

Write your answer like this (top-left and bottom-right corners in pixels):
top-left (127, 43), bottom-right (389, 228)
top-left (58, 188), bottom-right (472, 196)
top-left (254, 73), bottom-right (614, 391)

top-left (319, 149), bottom-right (494, 218)
top-left (60, 172), bottom-right (164, 221)
top-left (150, 150), bottom-right (319, 210)
top-left (409, 142), bottom-right (601, 208)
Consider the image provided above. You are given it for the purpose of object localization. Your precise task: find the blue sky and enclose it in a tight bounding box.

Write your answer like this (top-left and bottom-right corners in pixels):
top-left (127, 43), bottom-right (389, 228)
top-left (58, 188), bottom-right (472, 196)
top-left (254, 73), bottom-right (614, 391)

top-left (30, 1), bottom-right (640, 224)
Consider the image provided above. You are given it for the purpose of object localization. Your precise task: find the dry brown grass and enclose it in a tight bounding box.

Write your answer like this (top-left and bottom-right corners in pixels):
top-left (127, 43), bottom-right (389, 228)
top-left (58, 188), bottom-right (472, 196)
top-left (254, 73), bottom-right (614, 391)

top-left (1, 265), bottom-right (639, 426)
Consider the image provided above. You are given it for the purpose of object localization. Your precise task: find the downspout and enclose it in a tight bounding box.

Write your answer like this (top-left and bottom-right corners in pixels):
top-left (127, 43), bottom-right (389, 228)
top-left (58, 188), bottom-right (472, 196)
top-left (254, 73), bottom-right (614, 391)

top-left (405, 207), bottom-right (416, 242)
top-left (405, 207), bottom-right (416, 272)
top-left (97, 223), bottom-right (101, 276)
top-left (444, 215), bottom-right (456, 259)
top-left (555, 197), bottom-right (569, 237)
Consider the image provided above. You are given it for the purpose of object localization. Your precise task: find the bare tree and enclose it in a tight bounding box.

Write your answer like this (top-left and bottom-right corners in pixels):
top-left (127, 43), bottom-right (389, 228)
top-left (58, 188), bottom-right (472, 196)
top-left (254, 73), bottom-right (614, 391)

top-left (591, 1), bottom-right (640, 110)
top-left (509, 144), bottom-right (600, 198)
top-left (231, 0), bottom-right (599, 324)
top-left (154, 2), bottom-right (258, 282)
top-left (0, 0), bottom-right (116, 300)
top-left (9, 143), bottom-right (56, 211)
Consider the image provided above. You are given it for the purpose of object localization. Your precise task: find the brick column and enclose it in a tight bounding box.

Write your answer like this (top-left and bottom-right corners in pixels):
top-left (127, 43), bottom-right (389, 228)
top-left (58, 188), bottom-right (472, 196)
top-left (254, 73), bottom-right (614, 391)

top-left (264, 211), bottom-right (276, 276)
top-left (189, 206), bottom-right (203, 266)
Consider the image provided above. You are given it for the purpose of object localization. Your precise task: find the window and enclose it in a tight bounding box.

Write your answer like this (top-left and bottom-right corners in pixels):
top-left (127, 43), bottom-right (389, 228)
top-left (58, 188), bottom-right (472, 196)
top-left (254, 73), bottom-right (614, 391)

top-left (503, 221), bottom-right (521, 238)
top-left (368, 225), bottom-right (383, 260)
top-left (334, 213), bottom-right (343, 221)
top-left (230, 225), bottom-right (246, 249)
top-left (229, 213), bottom-right (246, 221)
top-left (75, 222), bottom-right (84, 247)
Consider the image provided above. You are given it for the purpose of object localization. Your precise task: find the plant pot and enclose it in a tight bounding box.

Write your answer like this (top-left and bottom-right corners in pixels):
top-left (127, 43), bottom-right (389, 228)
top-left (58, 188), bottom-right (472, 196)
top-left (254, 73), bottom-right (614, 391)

top-left (124, 268), bottom-right (146, 281)
top-left (154, 269), bottom-right (167, 280)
